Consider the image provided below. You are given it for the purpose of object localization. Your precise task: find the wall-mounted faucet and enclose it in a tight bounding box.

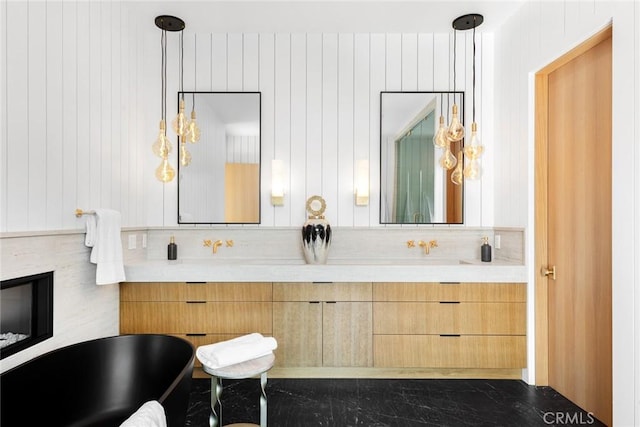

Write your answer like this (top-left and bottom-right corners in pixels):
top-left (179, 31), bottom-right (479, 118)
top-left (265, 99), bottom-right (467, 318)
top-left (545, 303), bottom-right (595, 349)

top-left (203, 239), bottom-right (233, 254)
top-left (417, 240), bottom-right (438, 254)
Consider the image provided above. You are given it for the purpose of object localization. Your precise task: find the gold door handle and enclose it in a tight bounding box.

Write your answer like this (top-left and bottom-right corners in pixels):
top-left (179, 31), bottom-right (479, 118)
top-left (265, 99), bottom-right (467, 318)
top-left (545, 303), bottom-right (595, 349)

top-left (542, 265), bottom-right (556, 280)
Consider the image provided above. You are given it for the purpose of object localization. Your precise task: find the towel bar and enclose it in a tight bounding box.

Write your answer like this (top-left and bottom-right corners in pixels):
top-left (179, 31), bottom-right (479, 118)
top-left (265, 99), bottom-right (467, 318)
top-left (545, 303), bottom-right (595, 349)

top-left (75, 209), bottom-right (96, 217)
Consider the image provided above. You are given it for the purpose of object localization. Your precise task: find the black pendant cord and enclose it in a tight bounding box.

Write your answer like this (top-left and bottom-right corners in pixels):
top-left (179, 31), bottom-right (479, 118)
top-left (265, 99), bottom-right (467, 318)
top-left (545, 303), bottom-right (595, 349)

top-left (472, 20), bottom-right (476, 123)
top-left (452, 29), bottom-right (457, 94)
top-left (161, 29), bottom-right (167, 125)
top-left (180, 30), bottom-right (184, 101)
top-left (192, 34), bottom-right (197, 112)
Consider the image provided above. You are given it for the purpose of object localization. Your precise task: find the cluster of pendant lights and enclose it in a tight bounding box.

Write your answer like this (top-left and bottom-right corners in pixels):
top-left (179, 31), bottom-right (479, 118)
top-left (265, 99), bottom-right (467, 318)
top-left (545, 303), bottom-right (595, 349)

top-left (153, 15), bottom-right (201, 183)
top-left (433, 13), bottom-right (485, 185)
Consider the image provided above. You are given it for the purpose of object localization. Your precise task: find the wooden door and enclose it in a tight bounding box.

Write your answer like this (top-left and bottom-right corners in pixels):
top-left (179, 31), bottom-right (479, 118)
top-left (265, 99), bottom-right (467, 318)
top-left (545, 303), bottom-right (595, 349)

top-left (535, 27), bottom-right (612, 425)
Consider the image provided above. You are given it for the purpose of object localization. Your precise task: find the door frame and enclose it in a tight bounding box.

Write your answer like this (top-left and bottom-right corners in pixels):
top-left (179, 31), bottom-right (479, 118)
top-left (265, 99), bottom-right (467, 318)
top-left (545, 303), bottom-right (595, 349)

top-left (534, 25), bottom-right (612, 385)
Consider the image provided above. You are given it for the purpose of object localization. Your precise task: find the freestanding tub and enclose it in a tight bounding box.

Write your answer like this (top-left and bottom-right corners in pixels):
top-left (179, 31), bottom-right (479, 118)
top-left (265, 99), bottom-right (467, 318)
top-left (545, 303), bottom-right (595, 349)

top-left (1, 334), bottom-right (194, 427)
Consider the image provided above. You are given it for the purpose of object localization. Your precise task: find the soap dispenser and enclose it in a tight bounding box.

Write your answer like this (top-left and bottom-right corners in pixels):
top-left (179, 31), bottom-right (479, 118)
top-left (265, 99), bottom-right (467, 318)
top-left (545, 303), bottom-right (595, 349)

top-left (481, 237), bottom-right (492, 262)
top-left (168, 236), bottom-right (178, 260)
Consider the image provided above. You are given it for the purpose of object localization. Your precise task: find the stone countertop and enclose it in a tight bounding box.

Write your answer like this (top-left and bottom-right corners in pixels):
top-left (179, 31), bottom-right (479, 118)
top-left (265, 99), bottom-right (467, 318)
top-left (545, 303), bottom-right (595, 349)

top-left (123, 258), bottom-right (526, 283)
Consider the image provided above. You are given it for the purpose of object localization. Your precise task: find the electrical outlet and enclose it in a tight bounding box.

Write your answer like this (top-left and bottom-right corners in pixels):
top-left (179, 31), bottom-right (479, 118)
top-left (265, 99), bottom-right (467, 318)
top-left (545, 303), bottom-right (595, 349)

top-left (494, 235), bottom-right (501, 250)
top-left (128, 234), bottom-right (137, 250)
top-left (142, 233), bottom-right (147, 248)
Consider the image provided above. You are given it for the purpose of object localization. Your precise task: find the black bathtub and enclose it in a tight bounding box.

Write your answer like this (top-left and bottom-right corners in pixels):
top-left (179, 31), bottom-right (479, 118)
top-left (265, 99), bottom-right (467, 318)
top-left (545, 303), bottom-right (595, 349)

top-left (1, 334), bottom-right (194, 427)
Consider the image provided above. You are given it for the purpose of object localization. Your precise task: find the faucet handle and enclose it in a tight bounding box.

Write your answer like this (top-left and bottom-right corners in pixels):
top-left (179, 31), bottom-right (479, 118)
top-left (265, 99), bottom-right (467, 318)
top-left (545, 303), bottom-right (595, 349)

top-left (203, 239), bottom-right (212, 247)
top-left (407, 240), bottom-right (416, 248)
top-left (226, 240), bottom-right (234, 247)
top-left (429, 240), bottom-right (438, 248)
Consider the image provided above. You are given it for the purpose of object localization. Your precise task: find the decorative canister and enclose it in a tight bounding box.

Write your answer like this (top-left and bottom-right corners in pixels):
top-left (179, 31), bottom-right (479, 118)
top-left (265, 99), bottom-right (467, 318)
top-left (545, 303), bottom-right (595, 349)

top-left (301, 195), bottom-right (332, 264)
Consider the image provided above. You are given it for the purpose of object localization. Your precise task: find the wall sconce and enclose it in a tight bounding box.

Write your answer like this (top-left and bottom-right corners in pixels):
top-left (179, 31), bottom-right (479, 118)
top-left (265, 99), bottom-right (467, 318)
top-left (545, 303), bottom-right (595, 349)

top-left (355, 159), bottom-right (369, 206)
top-left (271, 159), bottom-right (285, 206)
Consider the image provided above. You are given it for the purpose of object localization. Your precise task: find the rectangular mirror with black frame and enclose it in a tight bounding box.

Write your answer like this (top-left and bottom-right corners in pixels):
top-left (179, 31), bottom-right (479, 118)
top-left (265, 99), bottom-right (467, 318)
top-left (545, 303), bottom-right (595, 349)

top-left (178, 92), bottom-right (261, 224)
top-left (380, 91), bottom-right (464, 225)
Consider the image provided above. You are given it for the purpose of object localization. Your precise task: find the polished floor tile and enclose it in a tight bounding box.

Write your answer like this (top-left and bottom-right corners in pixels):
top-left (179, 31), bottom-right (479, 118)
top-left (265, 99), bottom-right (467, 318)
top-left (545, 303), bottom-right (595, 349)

top-left (184, 378), bottom-right (606, 426)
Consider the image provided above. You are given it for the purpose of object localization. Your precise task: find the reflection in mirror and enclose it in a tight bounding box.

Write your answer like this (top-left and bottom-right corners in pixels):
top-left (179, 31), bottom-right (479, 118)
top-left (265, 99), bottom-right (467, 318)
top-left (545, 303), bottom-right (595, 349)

top-left (178, 92), bottom-right (261, 224)
top-left (380, 92), bottom-right (463, 224)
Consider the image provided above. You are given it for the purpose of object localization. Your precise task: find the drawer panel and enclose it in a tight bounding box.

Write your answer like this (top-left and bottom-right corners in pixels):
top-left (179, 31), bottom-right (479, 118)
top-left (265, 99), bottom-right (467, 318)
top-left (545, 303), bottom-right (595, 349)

top-left (120, 282), bottom-right (272, 302)
top-left (373, 282), bottom-right (526, 302)
top-left (373, 335), bottom-right (526, 369)
top-left (120, 301), bottom-right (272, 334)
top-left (373, 302), bottom-right (526, 335)
top-left (273, 282), bottom-right (372, 302)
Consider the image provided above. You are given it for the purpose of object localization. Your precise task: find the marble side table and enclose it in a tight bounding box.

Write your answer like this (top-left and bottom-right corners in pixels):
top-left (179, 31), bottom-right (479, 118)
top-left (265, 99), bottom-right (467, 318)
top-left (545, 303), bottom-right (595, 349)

top-left (201, 353), bottom-right (275, 427)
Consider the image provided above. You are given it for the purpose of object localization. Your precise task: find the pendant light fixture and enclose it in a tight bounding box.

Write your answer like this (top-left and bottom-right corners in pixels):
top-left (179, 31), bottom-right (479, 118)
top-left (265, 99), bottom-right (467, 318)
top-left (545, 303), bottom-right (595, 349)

top-left (433, 93), bottom-right (448, 148)
top-left (186, 35), bottom-right (201, 145)
top-left (446, 28), bottom-right (464, 143)
top-left (153, 15), bottom-right (185, 183)
top-left (452, 13), bottom-right (485, 182)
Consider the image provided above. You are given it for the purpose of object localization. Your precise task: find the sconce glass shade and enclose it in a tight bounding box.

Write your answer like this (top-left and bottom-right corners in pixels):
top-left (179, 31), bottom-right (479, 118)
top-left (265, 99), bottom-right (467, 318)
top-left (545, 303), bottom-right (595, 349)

top-left (464, 122), bottom-right (484, 160)
top-left (433, 115), bottom-right (448, 148)
top-left (180, 143), bottom-right (192, 166)
top-left (155, 157), bottom-right (176, 182)
top-left (451, 151), bottom-right (464, 185)
top-left (439, 143), bottom-right (457, 170)
top-left (186, 110), bottom-right (201, 143)
top-left (173, 99), bottom-right (189, 139)
top-left (446, 104), bottom-right (465, 142)
top-left (152, 120), bottom-right (172, 158)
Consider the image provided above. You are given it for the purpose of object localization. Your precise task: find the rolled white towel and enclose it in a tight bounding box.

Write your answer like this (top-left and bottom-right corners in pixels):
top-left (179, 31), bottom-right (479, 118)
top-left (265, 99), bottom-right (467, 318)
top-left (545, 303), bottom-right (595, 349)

top-left (119, 400), bottom-right (166, 427)
top-left (197, 335), bottom-right (278, 369)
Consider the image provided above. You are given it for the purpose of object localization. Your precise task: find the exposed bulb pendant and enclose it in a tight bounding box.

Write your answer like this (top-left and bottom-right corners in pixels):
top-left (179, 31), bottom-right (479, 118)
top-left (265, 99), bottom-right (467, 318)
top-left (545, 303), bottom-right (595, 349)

top-left (156, 156), bottom-right (176, 182)
top-left (173, 98), bottom-right (189, 139)
top-left (433, 115), bottom-right (448, 148)
top-left (464, 122), bottom-right (484, 160)
top-left (187, 108), bottom-right (201, 143)
top-left (180, 143), bottom-right (192, 166)
top-left (152, 120), bottom-right (172, 158)
top-left (451, 151), bottom-right (464, 185)
top-left (446, 103), bottom-right (465, 142)
top-left (439, 142), bottom-right (457, 170)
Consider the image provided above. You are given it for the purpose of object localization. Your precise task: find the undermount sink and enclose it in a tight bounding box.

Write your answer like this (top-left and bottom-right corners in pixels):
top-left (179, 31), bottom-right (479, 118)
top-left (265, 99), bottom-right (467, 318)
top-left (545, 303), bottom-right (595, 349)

top-left (326, 258), bottom-right (469, 266)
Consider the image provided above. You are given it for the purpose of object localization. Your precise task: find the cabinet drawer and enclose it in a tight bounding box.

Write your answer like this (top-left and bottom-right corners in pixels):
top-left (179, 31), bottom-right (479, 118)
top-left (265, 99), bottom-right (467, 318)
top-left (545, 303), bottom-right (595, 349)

top-left (373, 302), bottom-right (526, 335)
top-left (273, 282), bottom-right (372, 302)
top-left (374, 335), bottom-right (526, 369)
top-left (373, 282), bottom-right (526, 302)
top-left (120, 282), bottom-right (272, 302)
top-left (120, 301), bottom-right (272, 334)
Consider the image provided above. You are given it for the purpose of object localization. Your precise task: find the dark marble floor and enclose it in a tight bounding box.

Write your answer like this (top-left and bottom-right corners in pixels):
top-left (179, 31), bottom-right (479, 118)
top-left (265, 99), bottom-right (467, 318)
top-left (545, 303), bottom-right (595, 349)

top-left (185, 378), bottom-right (606, 426)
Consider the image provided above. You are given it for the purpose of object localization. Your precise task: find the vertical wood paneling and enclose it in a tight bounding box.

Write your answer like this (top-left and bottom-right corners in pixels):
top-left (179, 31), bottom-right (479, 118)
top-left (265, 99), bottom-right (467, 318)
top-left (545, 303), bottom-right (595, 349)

top-left (5, 1), bottom-right (28, 231)
top-left (337, 34), bottom-right (355, 226)
top-left (274, 33), bottom-right (291, 227)
top-left (353, 34), bottom-right (370, 226)
top-left (289, 34), bottom-right (307, 223)
top-left (258, 33), bottom-right (275, 226)
top-left (401, 33), bottom-right (418, 91)
top-left (305, 33), bottom-right (322, 198)
top-left (321, 34), bottom-right (338, 221)
top-left (45, 2), bottom-right (63, 229)
top-left (2, 9), bottom-right (493, 231)
top-left (27, 2), bottom-right (47, 230)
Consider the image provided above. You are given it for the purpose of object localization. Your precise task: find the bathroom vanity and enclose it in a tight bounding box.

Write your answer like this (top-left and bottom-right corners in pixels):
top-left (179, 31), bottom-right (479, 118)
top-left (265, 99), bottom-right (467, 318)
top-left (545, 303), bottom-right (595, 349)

top-left (120, 259), bottom-right (526, 379)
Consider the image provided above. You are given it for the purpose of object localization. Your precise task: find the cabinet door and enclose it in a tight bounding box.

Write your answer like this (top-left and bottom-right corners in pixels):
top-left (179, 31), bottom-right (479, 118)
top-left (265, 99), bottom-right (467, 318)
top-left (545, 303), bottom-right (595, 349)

top-left (272, 302), bottom-right (322, 367)
top-left (323, 302), bottom-right (373, 367)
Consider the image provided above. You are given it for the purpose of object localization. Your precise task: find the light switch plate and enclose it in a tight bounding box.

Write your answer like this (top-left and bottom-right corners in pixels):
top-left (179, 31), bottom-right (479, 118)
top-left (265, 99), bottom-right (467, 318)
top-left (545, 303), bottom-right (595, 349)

top-left (142, 233), bottom-right (147, 248)
top-left (128, 234), bottom-right (137, 250)
top-left (494, 235), bottom-right (501, 250)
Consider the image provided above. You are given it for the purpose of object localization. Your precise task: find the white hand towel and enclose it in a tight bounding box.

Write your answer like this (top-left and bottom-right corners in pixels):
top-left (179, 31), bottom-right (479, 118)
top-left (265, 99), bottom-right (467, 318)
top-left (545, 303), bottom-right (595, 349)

top-left (197, 335), bottom-right (278, 369)
top-left (119, 400), bottom-right (167, 427)
top-left (84, 215), bottom-right (97, 247)
top-left (90, 208), bottom-right (126, 285)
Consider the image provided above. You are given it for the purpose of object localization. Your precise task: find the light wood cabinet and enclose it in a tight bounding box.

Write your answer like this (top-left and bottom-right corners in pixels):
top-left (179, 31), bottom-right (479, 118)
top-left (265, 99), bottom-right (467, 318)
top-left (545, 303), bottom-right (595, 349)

top-left (120, 282), bottom-right (272, 368)
top-left (372, 282), bottom-right (526, 369)
top-left (272, 282), bottom-right (373, 368)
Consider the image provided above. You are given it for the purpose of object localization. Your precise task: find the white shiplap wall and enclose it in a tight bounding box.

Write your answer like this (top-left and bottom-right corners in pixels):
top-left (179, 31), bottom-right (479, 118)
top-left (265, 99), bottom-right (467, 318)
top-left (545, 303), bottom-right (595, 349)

top-left (1, 0), bottom-right (492, 232)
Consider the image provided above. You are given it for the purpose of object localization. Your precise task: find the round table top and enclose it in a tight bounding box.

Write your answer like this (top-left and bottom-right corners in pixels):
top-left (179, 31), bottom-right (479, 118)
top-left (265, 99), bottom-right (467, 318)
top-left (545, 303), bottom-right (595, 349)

top-left (202, 353), bottom-right (275, 379)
